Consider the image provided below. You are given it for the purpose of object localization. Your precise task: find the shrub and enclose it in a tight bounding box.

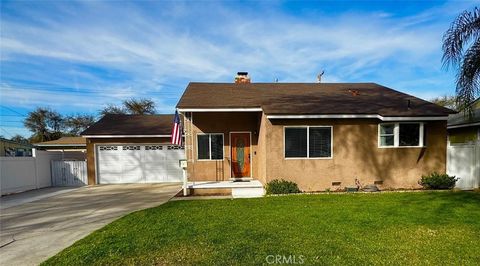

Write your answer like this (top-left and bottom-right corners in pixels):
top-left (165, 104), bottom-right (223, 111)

top-left (419, 172), bottom-right (458, 190)
top-left (265, 179), bottom-right (301, 195)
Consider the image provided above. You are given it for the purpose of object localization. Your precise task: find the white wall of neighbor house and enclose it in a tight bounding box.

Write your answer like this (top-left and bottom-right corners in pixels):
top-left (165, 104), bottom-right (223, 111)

top-left (0, 150), bottom-right (85, 195)
top-left (447, 127), bottom-right (480, 190)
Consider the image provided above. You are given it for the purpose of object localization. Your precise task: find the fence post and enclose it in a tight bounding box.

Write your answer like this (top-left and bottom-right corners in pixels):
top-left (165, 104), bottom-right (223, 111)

top-left (33, 148), bottom-right (40, 189)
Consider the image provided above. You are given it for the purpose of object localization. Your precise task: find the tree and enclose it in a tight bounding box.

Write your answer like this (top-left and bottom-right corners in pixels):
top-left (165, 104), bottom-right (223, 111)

top-left (99, 104), bottom-right (127, 116)
top-left (65, 114), bottom-right (96, 136)
top-left (442, 7), bottom-right (480, 110)
top-left (100, 98), bottom-right (156, 115)
top-left (24, 107), bottom-right (52, 143)
top-left (430, 95), bottom-right (460, 111)
top-left (123, 98), bottom-right (156, 114)
top-left (24, 107), bottom-right (65, 143)
top-left (10, 135), bottom-right (29, 144)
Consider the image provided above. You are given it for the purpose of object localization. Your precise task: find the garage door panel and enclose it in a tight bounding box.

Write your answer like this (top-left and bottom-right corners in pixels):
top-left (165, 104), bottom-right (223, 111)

top-left (97, 144), bottom-right (184, 184)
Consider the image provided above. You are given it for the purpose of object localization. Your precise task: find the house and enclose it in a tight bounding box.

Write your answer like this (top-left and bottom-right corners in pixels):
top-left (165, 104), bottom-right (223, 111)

top-left (35, 137), bottom-right (87, 152)
top-left (80, 72), bottom-right (454, 195)
top-left (446, 98), bottom-right (480, 189)
top-left (81, 114), bottom-right (185, 184)
top-left (0, 138), bottom-right (33, 157)
top-left (176, 72), bottom-right (454, 193)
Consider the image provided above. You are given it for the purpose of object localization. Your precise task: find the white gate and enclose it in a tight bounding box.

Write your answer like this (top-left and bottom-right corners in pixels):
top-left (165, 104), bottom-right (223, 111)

top-left (447, 142), bottom-right (480, 190)
top-left (51, 160), bottom-right (87, 186)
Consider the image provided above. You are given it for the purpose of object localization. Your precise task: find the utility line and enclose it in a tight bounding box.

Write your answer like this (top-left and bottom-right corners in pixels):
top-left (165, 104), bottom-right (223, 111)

top-left (0, 106), bottom-right (27, 117)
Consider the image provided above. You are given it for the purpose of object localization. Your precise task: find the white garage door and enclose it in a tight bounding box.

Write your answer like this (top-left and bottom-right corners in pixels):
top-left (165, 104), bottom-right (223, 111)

top-left (96, 144), bottom-right (185, 184)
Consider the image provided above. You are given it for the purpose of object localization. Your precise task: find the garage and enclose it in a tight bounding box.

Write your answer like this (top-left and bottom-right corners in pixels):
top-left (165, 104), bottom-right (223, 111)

top-left (81, 114), bottom-right (183, 185)
top-left (96, 144), bottom-right (184, 184)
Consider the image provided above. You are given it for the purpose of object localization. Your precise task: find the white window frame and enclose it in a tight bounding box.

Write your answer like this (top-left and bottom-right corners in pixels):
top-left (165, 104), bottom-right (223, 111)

top-left (283, 126), bottom-right (333, 159)
top-left (196, 133), bottom-right (224, 161)
top-left (378, 122), bottom-right (424, 148)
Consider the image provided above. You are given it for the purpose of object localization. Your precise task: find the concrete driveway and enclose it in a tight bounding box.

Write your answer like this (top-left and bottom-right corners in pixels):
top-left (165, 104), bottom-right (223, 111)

top-left (0, 183), bottom-right (181, 265)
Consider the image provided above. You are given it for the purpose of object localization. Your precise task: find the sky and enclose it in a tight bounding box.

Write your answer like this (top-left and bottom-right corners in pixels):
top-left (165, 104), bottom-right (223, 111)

top-left (0, 0), bottom-right (477, 138)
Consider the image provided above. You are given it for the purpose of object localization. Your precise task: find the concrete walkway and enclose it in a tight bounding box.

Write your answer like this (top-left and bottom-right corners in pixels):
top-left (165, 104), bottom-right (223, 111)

top-left (0, 184), bottom-right (181, 265)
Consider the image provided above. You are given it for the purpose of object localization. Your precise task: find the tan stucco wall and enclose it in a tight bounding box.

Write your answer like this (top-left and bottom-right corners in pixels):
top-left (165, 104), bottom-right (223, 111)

top-left (184, 112), bottom-right (261, 181)
top-left (85, 137), bottom-right (171, 185)
top-left (264, 118), bottom-right (447, 191)
top-left (256, 113), bottom-right (268, 183)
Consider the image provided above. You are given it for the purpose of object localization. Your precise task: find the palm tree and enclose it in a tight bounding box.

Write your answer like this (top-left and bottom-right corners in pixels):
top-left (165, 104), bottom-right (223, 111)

top-left (442, 7), bottom-right (480, 110)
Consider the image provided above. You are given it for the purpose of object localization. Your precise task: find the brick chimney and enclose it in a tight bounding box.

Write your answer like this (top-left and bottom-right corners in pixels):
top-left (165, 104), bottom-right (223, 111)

top-left (235, 72), bottom-right (250, 84)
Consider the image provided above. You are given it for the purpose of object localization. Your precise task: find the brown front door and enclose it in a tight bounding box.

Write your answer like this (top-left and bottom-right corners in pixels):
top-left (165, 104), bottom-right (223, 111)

top-left (231, 132), bottom-right (251, 178)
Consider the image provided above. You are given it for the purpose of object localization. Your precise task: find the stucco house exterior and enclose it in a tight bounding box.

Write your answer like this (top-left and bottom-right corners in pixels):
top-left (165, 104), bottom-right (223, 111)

top-left (81, 73), bottom-right (454, 195)
top-left (176, 73), bottom-right (454, 192)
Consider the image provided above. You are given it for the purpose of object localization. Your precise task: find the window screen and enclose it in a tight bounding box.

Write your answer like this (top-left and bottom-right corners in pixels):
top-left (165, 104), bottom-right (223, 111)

top-left (309, 127), bottom-right (331, 158)
top-left (210, 134), bottom-right (224, 159)
top-left (399, 123), bottom-right (420, 146)
top-left (197, 135), bottom-right (210, 159)
top-left (285, 127), bottom-right (307, 158)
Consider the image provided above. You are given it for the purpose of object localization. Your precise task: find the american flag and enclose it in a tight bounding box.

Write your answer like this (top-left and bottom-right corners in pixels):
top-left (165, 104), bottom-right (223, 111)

top-left (171, 111), bottom-right (183, 146)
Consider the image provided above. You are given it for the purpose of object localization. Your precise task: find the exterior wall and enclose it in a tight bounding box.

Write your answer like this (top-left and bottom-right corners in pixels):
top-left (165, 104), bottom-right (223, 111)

top-left (85, 137), bottom-right (171, 185)
top-left (264, 118), bottom-right (448, 191)
top-left (185, 112), bottom-right (261, 181)
top-left (256, 113), bottom-right (268, 183)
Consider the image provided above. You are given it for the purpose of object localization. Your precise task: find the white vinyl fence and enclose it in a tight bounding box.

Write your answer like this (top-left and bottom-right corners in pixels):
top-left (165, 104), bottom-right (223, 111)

top-left (52, 160), bottom-right (87, 186)
top-left (0, 150), bottom-right (86, 195)
top-left (447, 142), bottom-right (480, 190)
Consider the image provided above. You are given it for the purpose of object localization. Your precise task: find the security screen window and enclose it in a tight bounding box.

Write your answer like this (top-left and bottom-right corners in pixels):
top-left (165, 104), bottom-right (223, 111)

top-left (197, 133), bottom-right (223, 160)
top-left (379, 123), bottom-right (424, 147)
top-left (309, 127), bottom-right (332, 158)
top-left (285, 126), bottom-right (332, 158)
top-left (197, 134), bottom-right (210, 160)
top-left (285, 127), bottom-right (307, 158)
top-left (399, 123), bottom-right (420, 146)
top-left (210, 134), bottom-right (224, 160)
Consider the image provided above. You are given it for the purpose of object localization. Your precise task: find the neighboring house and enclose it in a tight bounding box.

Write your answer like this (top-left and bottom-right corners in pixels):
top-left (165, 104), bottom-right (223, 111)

top-left (35, 137), bottom-right (87, 152)
top-left (0, 138), bottom-right (33, 157)
top-left (447, 98), bottom-right (480, 189)
top-left (81, 114), bottom-right (185, 184)
top-left (176, 73), bottom-right (454, 192)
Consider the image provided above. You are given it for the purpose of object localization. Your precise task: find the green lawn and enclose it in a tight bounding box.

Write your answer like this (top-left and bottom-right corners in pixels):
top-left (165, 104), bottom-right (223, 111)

top-left (44, 192), bottom-right (480, 265)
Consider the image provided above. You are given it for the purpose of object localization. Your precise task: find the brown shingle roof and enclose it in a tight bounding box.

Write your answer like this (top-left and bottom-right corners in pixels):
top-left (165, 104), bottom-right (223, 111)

top-left (81, 114), bottom-right (173, 136)
top-left (36, 137), bottom-right (86, 146)
top-left (177, 82), bottom-right (454, 116)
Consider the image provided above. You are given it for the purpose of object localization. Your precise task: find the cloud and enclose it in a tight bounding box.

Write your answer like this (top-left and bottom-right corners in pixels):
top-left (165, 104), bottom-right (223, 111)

top-left (1, 0), bottom-right (474, 137)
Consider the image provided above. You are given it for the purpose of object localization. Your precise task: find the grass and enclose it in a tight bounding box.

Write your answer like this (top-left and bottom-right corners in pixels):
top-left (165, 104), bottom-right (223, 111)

top-left (43, 191), bottom-right (480, 265)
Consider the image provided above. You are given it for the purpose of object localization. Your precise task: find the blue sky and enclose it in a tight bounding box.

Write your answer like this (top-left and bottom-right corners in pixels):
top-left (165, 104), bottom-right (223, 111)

top-left (0, 0), bottom-right (477, 138)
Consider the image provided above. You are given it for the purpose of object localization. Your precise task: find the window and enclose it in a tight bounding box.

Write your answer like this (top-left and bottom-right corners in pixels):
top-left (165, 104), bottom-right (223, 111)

top-left (284, 126), bottom-right (332, 158)
top-left (379, 124), bottom-right (395, 146)
top-left (197, 133), bottom-right (224, 160)
top-left (378, 123), bottom-right (424, 147)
